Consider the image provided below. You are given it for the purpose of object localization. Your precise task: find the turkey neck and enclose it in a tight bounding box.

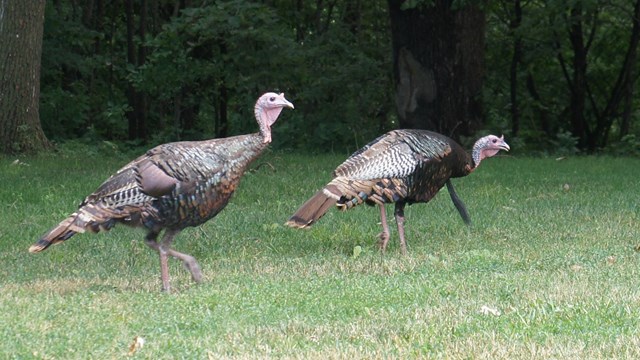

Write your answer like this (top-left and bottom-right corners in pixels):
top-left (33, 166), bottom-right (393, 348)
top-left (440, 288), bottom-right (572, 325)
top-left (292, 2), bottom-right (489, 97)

top-left (455, 142), bottom-right (487, 176)
top-left (255, 103), bottom-right (280, 144)
top-left (445, 143), bottom-right (476, 178)
top-left (202, 132), bottom-right (269, 172)
top-left (471, 142), bottom-right (483, 169)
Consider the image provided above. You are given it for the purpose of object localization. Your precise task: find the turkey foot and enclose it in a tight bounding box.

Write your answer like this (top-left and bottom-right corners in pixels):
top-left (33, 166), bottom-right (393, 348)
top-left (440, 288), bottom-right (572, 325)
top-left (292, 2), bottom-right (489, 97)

top-left (166, 248), bottom-right (202, 283)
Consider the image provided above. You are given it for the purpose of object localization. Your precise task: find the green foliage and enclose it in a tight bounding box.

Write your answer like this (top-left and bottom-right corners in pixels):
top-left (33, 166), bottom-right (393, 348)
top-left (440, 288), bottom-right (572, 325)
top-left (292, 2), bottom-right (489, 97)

top-left (544, 130), bottom-right (580, 156)
top-left (40, 0), bottom-right (393, 152)
top-left (40, 2), bottom-right (132, 143)
top-left (285, 24), bottom-right (393, 151)
top-left (1, 152), bottom-right (640, 357)
top-left (484, 0), bottom-right (640, 152)
top-left (605, 134), bottom-right (640, 157)
top-left (39, 87), bottom-right (89, 141)
top-left (37, 0), bottom-right (639, 153)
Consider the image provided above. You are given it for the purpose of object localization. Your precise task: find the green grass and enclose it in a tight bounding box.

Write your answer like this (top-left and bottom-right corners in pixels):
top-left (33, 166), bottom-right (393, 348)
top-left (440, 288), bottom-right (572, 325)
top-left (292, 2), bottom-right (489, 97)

top-left (1, 149), bottom-right (639, 359)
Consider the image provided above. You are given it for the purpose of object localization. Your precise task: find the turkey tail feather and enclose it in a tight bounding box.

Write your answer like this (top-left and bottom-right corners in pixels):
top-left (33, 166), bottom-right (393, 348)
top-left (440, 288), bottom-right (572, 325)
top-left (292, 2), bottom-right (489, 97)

top-left (29, 205), bottom-right (115, 253)
top-left (286, 185), bottom-right (341, 228)
top-left (29, 214), bottom-right (83, 253)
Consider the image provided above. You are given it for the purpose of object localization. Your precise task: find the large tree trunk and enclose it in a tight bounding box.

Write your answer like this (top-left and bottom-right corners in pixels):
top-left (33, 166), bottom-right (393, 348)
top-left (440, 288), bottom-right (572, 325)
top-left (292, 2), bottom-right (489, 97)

top-left (387, 0), bottom-right (486, 140)
top-left (0, 1), bottom-right (51, 154)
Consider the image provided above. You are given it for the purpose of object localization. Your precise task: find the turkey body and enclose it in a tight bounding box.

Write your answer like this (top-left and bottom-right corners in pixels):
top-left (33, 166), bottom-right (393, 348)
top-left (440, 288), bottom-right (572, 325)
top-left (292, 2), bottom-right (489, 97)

top-left (30, 92), bottom-right (294, 291)
top-left (286, 129), bottom-right (509, 254)
top-left (67, 134), bottom-right (268, 235)
top-left (330, 129), bottom-right (472, 205)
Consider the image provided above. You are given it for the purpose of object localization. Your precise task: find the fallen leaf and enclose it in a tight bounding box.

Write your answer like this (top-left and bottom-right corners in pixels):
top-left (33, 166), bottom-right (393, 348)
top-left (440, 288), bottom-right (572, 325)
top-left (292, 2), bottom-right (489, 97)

top-left (570, 264), bottom-right (583, 272)
top-left (128, 336), bottom-right (145, 356)
top-left (353, 245), bottom-right (362, 258)
top-left (11, 159), bottom-right (29, 166)
top-left (479, 305), bottom-right (501, 316)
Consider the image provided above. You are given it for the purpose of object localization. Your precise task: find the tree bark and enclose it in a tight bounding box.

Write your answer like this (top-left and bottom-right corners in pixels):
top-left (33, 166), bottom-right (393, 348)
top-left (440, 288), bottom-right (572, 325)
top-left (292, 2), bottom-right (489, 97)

top-left (387, 0), bottom-right (485, 140)
top-left (125, 0), bottom-right (138, 140)
top-left (567, 5), bottom-right (590, 149)
top-left (509, 0), bottom-right (522, 137)
top-left (0, 0), bottom-right (51, 153)
top-left (137, 0), bottom-right (148, 140)
top-left (125, 0), bottom-right (147, 141)
top-left (601, 0), bottom-right (640, 141)
top-left (525, 72), bottom-right (552, 137)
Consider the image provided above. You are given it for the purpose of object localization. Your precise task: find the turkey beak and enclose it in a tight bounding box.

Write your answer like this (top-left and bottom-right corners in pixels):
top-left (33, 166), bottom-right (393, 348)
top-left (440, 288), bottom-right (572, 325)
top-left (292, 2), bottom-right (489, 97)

top-left (278, 93), bottom-right (295, 109)
top-left (499, 139), bottom-right (510, 152)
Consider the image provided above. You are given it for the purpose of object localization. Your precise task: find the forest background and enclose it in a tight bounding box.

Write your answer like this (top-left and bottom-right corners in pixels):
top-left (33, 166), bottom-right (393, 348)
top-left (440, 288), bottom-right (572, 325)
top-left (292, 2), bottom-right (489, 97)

top-left (1, 0), bottom-right (639, 156)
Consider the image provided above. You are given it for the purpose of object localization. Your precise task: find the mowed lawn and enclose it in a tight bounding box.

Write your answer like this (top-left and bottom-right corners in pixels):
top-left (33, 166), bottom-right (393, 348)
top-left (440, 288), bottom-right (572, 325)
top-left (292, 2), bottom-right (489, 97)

top-left (0, 148), bottom-right (638, 359)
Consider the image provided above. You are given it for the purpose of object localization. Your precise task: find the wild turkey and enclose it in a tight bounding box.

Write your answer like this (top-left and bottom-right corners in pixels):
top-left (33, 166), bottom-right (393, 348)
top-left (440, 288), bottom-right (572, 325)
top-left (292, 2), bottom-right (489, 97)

top-left (286, 130), bottom-right (509, 254)
top-left (29, 92), bottom-right (294, 291)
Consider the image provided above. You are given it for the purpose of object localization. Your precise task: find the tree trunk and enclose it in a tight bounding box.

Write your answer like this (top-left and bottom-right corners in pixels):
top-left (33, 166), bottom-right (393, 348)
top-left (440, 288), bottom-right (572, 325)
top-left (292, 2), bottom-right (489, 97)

top-left (0, 1), bottom-right (51, 153)
top-left (567, 5), bottom-right (595, 150)
top-left (216, 85), bottom-right (228, 138)
top-left (619, 70), bottom-right (633, 138)
top-left (125, 0), bottom-right (147, 141)
top-left (603, 0), bottom-right (640, 141)
top-left (125, 0), bottom-right (138, 140)
top-left (509, 0), bottom-right (522, 137)
top-left (526, 72), bottom-right (552, 136)
top-left (387, 0), bottom-right (485, 140)
top-left (137, 0), bottom-right (148, 140)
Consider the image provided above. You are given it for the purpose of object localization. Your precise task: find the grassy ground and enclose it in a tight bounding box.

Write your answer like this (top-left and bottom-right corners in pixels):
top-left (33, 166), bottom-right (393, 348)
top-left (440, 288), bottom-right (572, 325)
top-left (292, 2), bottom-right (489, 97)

top-left (0, 148), bottom-right (639, 359)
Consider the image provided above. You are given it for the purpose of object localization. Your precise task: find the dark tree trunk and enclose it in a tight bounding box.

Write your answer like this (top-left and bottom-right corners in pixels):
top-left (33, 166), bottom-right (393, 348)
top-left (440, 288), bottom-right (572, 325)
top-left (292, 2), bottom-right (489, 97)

top-left (567, 5), bottom-right (591, 150)
top-left (604, 0), bottom-right (640, 141)
top-left (387, 0), bottom-right (485, 140)
top-left (215, 41), bottom-right (229, 138)
top-left (343, 0), bottom-right (362, 34)
top-left (137, 0), bottom-right (148, 139)
top-left (125, 0), bottom-right (148, 141)
top-left (125, 0), bottom-right (139, 140)
top-left (554, 1), bottom-right (639, 150)
top-left (0, 1), bottom-right (51, 153)
top-left (216, 85), bottom-right (229, 138)
top-left (295, 0), bottom-right (304, 41)
top-left (526, 72), bottom-right (552, 137)
top-left (509, 0), bottom-right (522, 137)
top-left (619, 72), bottom-right (633, 138)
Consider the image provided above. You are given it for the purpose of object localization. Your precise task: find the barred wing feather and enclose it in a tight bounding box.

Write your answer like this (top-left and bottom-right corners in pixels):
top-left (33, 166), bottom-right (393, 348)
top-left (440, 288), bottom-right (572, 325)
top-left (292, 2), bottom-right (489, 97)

top-left (333, 130), bottom-right (452, 180)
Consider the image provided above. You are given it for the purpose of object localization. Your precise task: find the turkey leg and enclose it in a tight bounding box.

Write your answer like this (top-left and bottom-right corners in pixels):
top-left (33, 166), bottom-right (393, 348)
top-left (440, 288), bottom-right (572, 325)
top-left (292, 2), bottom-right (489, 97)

top-left (144, 230), bottom-right (172, 292)
top-left (446, 180), bottom-right (471, 225)
top-left (159, 229), bottom-right (203, 285)
top-left (377, 205), bottom-right (391, 253)
top-left (394, 202), bottom-right (407, 255)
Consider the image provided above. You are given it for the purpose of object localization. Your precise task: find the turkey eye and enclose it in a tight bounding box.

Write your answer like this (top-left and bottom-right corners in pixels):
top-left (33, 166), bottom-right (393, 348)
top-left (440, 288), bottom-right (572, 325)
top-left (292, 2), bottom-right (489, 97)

top-left (269, 97), bottom-right (276, 102)
top-left (492, 139), bottom-right (497, 143)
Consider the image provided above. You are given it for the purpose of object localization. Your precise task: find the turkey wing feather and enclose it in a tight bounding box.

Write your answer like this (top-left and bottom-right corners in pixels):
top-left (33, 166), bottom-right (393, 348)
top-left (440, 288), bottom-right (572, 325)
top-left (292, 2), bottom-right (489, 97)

top-left (333, 130), bottom-right (452, 180)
